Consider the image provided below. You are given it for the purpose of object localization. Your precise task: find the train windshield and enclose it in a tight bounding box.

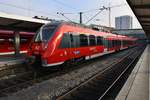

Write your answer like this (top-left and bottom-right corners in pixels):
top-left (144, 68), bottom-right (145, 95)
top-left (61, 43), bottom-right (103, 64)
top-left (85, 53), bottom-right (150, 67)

top-left (34, 24), bottom-right (57, 42)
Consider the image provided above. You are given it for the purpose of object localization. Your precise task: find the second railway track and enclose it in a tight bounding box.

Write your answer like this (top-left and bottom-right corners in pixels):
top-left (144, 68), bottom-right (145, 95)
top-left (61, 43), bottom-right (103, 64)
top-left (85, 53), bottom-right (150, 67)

top-left (0, 46), bottom-right (145, 99)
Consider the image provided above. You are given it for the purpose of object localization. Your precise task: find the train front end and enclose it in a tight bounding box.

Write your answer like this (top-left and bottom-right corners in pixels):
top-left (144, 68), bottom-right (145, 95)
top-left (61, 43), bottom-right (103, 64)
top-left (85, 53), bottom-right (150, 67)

top-left (27, 23), bottom-right (58, 67)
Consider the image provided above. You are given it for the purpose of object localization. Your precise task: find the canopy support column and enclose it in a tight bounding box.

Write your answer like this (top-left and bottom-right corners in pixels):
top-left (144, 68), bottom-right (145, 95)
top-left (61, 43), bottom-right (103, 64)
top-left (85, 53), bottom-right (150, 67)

top-left (14, 31), bottom-right (20, 56)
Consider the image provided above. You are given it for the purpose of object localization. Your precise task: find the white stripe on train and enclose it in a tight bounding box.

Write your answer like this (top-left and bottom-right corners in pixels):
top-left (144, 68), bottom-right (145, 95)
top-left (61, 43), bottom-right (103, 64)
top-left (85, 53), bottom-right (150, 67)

top-left (0, 50), bottom-right (27, 55)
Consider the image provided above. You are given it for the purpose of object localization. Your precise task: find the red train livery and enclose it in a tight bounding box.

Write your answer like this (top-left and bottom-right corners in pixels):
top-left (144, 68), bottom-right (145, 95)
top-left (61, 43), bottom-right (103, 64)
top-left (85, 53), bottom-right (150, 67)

top-left (0, 30), bottom-right (34, 55)
top-left (27, 21), bottom-right (136, 67)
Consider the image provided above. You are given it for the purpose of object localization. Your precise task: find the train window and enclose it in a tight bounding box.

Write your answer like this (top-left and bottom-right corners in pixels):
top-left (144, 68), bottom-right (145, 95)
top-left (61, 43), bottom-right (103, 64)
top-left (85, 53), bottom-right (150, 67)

top-left (97, 36), bottom-right (103, 45)
top-left (89, 35), bottom-right (96, 46)
top-left (123, 41), bottom-right (125, 46)
top-left (116, 40), bottom-right (118, 46)
top-left (111, 40), bottom-right (114, 47)
top-left (60, 33), bottom-right (70, 48)
top-left (108, 40), bottom-right (112, 48)
top-left (103, 38), bottom-right (109, 48)
top-left (80, 34), bottom-right (88, 47)
top-left (114, 40), bottom-right (116, 47)
top-left (73, 34), bottom-right (80, 48)
top-left (70, 33), bottom-right (74, 48)
top-left (70, 33), bottom-right (80, 48)
top-left (117, 40), bottom-right (119, 46)
top-left (119, 40), bottom-right (121, 46)
top-left (42, 25), bottom-right (56, 41)
top-left (35, 24), bottom-right (57, 42)
top-left (123, 40), bottom-right (128, 46)
top-left (118, 40), bottom-right (121, 46)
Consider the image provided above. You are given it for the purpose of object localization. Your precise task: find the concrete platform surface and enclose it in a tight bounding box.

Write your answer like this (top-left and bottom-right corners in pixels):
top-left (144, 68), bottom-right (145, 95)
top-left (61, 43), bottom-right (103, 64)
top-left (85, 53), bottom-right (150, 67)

top-left (116, 45), bottom-right (149, 100)
top-left (0, 55), bottom-right (26, 67)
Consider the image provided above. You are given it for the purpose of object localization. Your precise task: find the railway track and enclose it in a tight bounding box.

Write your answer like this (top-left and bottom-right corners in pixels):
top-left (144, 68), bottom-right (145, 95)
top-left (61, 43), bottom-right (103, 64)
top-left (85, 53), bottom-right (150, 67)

top-left (0, 63), bottom-right (32, 80)
top-left (0, 46), bottom-right (144, 99)
top-left (56, 46), bottom-right (145, 100)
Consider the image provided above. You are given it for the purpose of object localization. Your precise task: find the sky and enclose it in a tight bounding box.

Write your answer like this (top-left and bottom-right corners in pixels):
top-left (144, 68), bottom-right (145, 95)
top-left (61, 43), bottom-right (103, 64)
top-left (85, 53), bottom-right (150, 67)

top-left (0, 0), bottom-right (141, 28)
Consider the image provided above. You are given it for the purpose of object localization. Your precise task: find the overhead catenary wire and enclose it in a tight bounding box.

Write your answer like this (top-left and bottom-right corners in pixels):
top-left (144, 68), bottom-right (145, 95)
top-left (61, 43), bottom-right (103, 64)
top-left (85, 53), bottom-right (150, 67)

top-left (57, 3), bottom-right (127, 24)
top-left (61, 3), bottom-right (127, 15)
top-left (51, 0), bottom-right (78, 10)
top-left (0, 1), bottom-right (127, 25)
top-left (57, 12), bottom-right (74, 22)
top-left (0, 1), bottom-right (58, 18)
top-left (85, 6), bottom-right (107, 24)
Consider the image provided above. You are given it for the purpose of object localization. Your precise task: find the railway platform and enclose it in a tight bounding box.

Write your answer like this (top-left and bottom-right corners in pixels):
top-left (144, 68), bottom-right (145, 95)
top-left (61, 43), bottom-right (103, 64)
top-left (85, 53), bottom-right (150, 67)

top-left (116, 45), bottom-right (149, 100)
top-left (0, 55), bottom-right (26, 67)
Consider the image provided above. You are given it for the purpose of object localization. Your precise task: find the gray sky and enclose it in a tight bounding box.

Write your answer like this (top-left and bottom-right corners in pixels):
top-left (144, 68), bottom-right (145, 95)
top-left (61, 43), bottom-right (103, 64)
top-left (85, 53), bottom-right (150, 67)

top-left (0, 0), bottom-right (141, 28)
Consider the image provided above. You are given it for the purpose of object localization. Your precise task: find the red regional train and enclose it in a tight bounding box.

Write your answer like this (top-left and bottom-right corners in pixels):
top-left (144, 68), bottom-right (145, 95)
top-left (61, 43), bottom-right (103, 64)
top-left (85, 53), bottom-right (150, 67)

top-left (0, 30), bottom-right (34, 55)
top-left (27, 21), bottom-right (137, 67)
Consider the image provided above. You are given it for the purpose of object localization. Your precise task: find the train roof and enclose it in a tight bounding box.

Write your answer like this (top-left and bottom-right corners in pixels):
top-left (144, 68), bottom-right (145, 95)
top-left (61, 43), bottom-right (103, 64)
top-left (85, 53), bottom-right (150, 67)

top-left (45, 21), bottom-right (137, 41)
top-left (45, 21), bottom-right (91, 29)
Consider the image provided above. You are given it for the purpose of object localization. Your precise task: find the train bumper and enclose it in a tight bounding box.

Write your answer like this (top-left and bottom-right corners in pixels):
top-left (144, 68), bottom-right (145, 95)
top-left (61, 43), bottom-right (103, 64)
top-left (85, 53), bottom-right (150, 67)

top-left (42, 61), bottom-right (64, 67)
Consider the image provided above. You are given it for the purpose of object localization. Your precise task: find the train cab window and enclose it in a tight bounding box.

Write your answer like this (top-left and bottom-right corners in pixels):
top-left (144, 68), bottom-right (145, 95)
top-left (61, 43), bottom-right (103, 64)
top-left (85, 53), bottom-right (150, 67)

top-left (97, 36), bottom-right (103, 45)
top-left (89, 35), bottom-right (96, 46)
top-left (60, 33), bottom-right (70, 48)
top-left (80, 34), bottom-right (88, 47)
top-left (35, 24), bottom-right (58, 42)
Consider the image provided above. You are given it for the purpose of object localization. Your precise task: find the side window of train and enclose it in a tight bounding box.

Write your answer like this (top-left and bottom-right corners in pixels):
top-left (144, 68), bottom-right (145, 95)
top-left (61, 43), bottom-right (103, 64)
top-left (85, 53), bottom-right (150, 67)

top-left (118, 40), bottom-right (121, 46)
top-left (108, 40), bottom-right (112, 48)
top-left (70, 33), bottom-right (74, 48)
top-left (113, 40), bottom-right (115, 47)
top-left (113, 40), bottom-right (116, 47)
top-left (69, 33), bottom-right (80, 48)
top-left (116, 40), bottom-right (118, 46)
top-left (102, 38), bottom-right (108, 48)
top-left (97, 36), bottom-right (103, 45)
top-left (89, 35), bottom-right (96, 46)
top-left (73, 34), bottom-right (80, 48)
top-left (80, 34), bottom-right (88, 47)
top-left (60, 33), bottom-right (70, 48)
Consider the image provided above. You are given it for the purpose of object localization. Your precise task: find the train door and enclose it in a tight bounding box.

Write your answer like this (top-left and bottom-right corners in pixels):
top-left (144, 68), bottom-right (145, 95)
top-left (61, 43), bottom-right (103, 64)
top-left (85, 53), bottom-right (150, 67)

top-left (103, 38), bottom-right (108, 53)
top-left (59, 33), bottom-right (70, 59)
top-left (69, 33), bottom-right (80, 61)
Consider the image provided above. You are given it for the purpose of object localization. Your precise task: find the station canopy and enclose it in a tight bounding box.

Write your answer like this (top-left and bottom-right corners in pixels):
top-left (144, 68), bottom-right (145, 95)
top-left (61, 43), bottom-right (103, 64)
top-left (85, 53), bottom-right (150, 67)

top-left (127, 0), bottom-right (150, 38)
top-left (0, 12), bottom-right (49, 32)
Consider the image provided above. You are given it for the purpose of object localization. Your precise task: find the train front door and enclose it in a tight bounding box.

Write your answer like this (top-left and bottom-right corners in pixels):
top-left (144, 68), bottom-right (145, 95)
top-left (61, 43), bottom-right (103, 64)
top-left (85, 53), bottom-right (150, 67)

top-left (69, 33), bottom-right (80, 62)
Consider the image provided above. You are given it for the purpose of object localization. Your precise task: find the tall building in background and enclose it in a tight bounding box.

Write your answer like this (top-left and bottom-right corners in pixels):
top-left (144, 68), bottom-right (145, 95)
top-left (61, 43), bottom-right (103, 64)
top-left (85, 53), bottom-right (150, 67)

top-left (115, 15), bottom-right (133, 29)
